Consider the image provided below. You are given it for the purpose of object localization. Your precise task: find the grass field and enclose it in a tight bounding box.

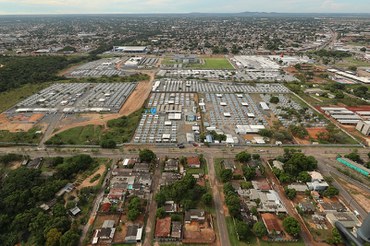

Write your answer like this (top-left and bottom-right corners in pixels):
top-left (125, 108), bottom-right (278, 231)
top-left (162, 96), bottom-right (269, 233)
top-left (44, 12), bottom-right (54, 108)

top-left (46, 109), bottom-right (143, 145)
top-left (0, 83), bottom-right (50, 113)
top-left (335, 57), bottom-right (370, 68)
top-left (189, 58), bottom-right (234, 70)
top-left (0, 127), bottom-right (42, 144)
top-left (162, 57), bottom-right (234, 70)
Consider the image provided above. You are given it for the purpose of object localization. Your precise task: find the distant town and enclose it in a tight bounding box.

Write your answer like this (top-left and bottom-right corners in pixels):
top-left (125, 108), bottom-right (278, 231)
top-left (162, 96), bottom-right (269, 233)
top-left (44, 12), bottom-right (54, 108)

top-left (0, 13), bottom-right (369, 246)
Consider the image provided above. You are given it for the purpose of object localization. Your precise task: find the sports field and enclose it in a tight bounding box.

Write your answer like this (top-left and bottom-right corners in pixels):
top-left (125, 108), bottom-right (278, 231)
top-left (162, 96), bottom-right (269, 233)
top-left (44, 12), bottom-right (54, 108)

top-left (163, 57), bottom-right (234, 70)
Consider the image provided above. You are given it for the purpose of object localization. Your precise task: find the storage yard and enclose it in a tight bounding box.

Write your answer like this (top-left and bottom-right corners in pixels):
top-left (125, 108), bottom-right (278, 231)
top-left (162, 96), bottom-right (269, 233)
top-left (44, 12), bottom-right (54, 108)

top-left (65, 57), bottom-right (158, 78)
top-left (133, 92), bottom-right (199, 143)
top-left (154, 79), bottom-right (290, 93)
top-left (10, 82), bottom-right (137, 114)
top-left (231, 55), bottom-right (306, 82)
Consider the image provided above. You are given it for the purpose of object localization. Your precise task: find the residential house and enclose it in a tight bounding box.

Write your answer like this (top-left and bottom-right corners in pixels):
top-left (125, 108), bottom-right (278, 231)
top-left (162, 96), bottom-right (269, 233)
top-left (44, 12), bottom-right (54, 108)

top-left (164, 159), bottom-right (179, 172)
top-left (171, 221), bottom-right (182, 240)
top-left (185, 209), bottom-right (205, 224)
top-left (187, 157), bottom-right (201, 168)
top-left (298, 202), bottom-right (316, 214)
top-left (326, 212), bottom-right (361, 229)
top-left (155, 217), bottom-right (172, 239)
top-left (125, 225), bottom-right (143, 243)
top-left (261, 213), bottom-right (283, 237)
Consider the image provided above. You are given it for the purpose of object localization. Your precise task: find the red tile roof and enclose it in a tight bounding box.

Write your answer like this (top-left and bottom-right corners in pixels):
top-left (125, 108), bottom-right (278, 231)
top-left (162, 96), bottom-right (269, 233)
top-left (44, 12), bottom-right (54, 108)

top-left (261, 213), bottom-right (283, 233)
top-left (187, 156), bottom-right (200, 166)
top-left (155, 217), bottom-right (171, 238)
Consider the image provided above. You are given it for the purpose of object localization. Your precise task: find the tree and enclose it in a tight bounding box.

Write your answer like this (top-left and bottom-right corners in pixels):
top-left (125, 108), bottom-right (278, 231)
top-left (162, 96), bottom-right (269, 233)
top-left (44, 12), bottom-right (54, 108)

top-left (327, 228), bottom-right (342, 245)
top-left (46, 228), bottom-right (61, 246)
top-left (297, 171), bottom-right (311, 183)
top-left (202, 193), bottom-right (213, 206)
top-left (348, 66), bottom-right (357, 72)
top-left (156, 207), bottom-right (165, 218)
top-left (270, 96), bottom-right (279, 104)
top-left (220, 169), bottom-right (233, 182)
top-left (235, 151), bottom-right (251, 163)
top-left (242, 166), bottom-right (256, 181)
top-left (258, 129), bottom-right (273, 138)
top-left (283, 217), bottom-right (301, 237)
top-left (345, 150), bottom-right (363, 164)
top-left (240, 181), bottom-right (253, 189)
top-left (323, 186), bottom-right (339, 198)
top-left (236, 220), bottom-right (250, 240)
top-left (252, 221), bottom-right (267, 238)
top-left (59, 230), bottom-right (79, 246)
top-left (360, 47), bottom-right (367, 52)
top-left (252, 154), bottom-right (260, 160)
top-left (139, 149), bottom-right (156, 163)
top-left (284, 187), bottom-right (297, 200)
top-left (100, 139), bottom-right (116, 149)
top-left (128, 208), bottom-right (140, 221)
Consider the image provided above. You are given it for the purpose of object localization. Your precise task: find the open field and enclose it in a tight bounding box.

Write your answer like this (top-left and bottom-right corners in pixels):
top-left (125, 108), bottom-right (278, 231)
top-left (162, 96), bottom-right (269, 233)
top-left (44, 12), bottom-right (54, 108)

top-left (337, 176), bottom-right (370, 213)
top-left (0, 127), bottom-right (42, 144)
top-left (335, 57), bottom-right (370, 68)
top-left (0, 83), bottom-right (50, 113)
top-left (47, 108), bottom-right (143, 145)
top-left (162, 57), bottom-right (234, 70)
top-left (189, 58), bottom-right (234, 70)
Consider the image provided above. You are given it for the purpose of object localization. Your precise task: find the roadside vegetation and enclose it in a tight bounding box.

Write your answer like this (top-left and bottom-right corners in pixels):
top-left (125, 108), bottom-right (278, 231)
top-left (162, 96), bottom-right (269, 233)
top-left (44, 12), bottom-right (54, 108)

top-left (0, 127), bottom-right (43, 144)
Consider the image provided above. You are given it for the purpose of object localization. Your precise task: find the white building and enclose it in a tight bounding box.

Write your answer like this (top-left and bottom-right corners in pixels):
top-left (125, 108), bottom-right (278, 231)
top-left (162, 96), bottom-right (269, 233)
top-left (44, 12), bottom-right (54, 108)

top-left (356, 120), bottom-right (370, 136)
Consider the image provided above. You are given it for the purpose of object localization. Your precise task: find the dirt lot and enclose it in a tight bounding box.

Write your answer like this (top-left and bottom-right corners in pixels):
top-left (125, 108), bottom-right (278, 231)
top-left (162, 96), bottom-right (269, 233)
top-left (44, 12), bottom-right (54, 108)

top-left (337, 177), bottom-right (370, 213)
top-left (183, 220), bottom-right (216, 244)
top-left (0, 113), bottom-right (36, 132)
top-left (77, 164), bottom-right (106, 190)
top-left (52, 78), bottom-right (153, 136)
top-left (307, 127), bottom-right (328, 139)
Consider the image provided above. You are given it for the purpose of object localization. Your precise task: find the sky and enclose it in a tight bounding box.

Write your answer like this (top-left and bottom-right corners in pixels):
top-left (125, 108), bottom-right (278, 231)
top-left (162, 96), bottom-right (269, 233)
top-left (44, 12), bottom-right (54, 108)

top-left (0, 0), bottom-right (369, 15)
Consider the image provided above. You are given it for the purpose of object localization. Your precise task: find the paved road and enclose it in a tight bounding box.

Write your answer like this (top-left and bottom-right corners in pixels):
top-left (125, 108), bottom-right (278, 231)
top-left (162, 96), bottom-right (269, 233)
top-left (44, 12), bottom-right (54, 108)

top-left (143, 161), bottom-right (162, 246)
top-left (80, 159), bottom-right (115, 244)
top-left (264, 159), bottom-right (314, 245)
top-left (207, 156), bottom-right (230, 246)
top-left (316, 156), bottom-right (369, 219)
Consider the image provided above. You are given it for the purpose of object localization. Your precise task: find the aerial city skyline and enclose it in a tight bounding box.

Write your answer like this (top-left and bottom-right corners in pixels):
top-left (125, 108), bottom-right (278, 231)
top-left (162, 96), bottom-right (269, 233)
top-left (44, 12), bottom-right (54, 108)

top-left (0, 0), bottom-right (370, 14)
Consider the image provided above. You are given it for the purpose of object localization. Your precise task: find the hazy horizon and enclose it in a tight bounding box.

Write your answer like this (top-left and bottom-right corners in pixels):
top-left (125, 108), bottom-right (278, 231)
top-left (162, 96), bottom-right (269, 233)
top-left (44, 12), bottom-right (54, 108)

top-left (0, 0), bottom-right (369, 15)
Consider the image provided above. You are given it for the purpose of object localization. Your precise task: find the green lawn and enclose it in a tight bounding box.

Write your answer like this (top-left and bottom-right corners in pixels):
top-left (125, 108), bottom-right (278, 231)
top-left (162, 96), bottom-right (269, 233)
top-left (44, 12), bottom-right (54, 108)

top-left (46, 108), bottom-right (143, 146)
top-left (226, 216), bottom-right (256, 245)
top-left (214, 158), bottom-right (223, 181)
top-left (162, 57), bottom-right (234, 70)
top-left (0, 127), bottom-right (42, 144)
top-left (335, 57), bottom-right (370, 68)
top-left (189, 58), bottom-right (234, 70)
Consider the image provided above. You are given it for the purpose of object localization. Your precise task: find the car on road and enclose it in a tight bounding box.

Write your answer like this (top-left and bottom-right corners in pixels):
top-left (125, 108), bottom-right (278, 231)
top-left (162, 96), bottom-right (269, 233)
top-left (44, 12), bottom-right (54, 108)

top-left (177, 143), bottom-right (185, 149)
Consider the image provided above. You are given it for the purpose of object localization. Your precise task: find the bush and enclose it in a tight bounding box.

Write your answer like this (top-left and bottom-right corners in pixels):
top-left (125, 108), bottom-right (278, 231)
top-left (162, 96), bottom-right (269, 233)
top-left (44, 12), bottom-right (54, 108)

top-left (100, 139), bottom-right (116, 149)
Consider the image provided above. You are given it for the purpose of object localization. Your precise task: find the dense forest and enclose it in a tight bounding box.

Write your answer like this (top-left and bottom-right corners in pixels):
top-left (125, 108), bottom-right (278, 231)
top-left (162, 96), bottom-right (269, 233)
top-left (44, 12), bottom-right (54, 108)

top-left (0, 154), bottom-right (96, 246)
top-left (0, 56), bottom-right (96, 92)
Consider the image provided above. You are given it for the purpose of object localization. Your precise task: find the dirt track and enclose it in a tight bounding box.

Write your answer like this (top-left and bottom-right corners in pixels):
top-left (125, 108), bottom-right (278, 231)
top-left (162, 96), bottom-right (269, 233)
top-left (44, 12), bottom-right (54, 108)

top-left (51, 74), bottom-right (153, 137)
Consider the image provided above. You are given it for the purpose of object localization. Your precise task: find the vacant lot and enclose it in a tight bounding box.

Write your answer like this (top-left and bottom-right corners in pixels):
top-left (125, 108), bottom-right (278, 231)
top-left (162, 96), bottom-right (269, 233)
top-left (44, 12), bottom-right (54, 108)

top-left (46, 109), bottom-right (143, 145)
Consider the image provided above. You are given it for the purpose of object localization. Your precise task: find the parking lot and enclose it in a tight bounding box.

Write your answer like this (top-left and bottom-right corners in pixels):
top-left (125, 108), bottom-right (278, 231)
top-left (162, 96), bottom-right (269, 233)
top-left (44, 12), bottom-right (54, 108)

top-left (133, 92), bottom-right (198, 144)
top-left (157, 69), bottom-right (235, 80)
top-left (154, 79), bottom-right (290, 93)
top-left (259, 94), bottom-right (326, 128)
top-left (66, 58), bottom-right (127, 77)
top-left (11, 82), bottom-right (137, 114)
